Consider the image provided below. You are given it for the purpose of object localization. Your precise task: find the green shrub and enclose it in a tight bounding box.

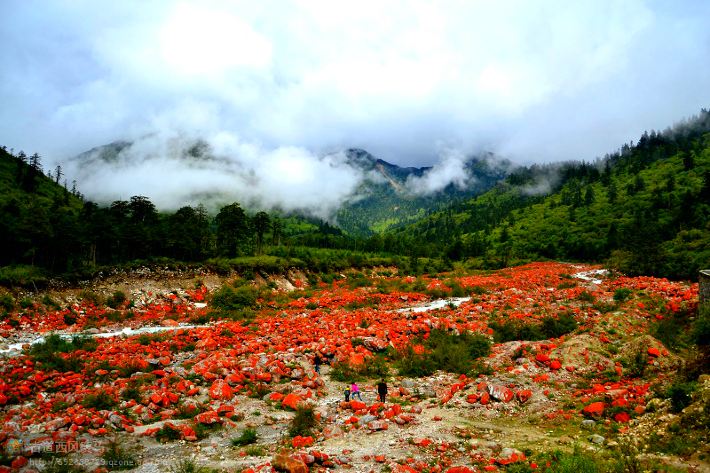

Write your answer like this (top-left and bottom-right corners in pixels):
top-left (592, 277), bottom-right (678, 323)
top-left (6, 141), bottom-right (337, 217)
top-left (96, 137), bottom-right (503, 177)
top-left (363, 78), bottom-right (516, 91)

top-left (331, 354), bottom-right (391, 381)
top-left (650, 313), bottom-right (688, 351)
top-left (666, 381), bottom-right (697, 413)
top-left (193, 422), bottom-right (221, 439)
top-left (0, 293), bottom-right (14, 312)
top-left (623, 348), bottom-right (648, 378)
top-left (78, 289), bottom-right (103, 306)
top-left (155, 424), bottom-right (182, 443)
top-left (168, 459), bottom-right (210, 473)
top-left (101, 438), bottom-right (139, 471)
top-left (120, 386), bottom-right (141, 402)
top-left (244, 445), bottom-right (267, 457)
top-left (577, 290), bottom-right (595, 303)
top-left (0, 265), bottom-right (48, 287)
top-left (231, 428), bottom-right (258, 446)
top-left (288, 405), bottom-right (318, 437)
top-left (106, 291), bottom-right (127, 309)
top-left (41, 294), bottom-right (60, 309)
top-left (541, 313), bottom-right (578, 338)
top-left (28, 334), bottom-right (97, 372)
top-left (396, 329), bottom-right (491, 377)
top-left (546, 449), bottom-right (600, 473)
top-left (19, 297), bottom-right (34, 308)
top-left (613, 288), bottom-right (633, 302)
top-left (81, 391), bottom-right (117, 410)
top-left (211, 284), bottom-right (258, 310)
top-left (490, 313), bottom-right (577, 343)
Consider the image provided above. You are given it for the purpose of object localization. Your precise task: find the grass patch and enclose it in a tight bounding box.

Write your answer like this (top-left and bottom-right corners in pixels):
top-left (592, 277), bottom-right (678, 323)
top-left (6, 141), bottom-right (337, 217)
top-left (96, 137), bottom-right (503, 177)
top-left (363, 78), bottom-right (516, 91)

top-left (665, 380), bottom-right (697, 413)
top-left (155, 424), bottom-right (182, 443)
top-left (489, 313), bottom-right (577, 343)
top-left (168, 459), bottom-right (211, 473)
top-left (106, 291), bottom-right (127, 309)
top-left (244, 445), bottom-right (267, 457)
top-left (78, 289), bottom-right (103, 306)
top-left (396, 329), bottom-right (491, 377)
top-left (329, 354), bottom-right (390, 382)
top-left (193, 422), bottom-right (222, 440)
top-left (613, 288), bottom-right (632, 302)
top-left (28, 334), bottom-right (97, 372)
top-left (287, 405), bottom-right (318, 437)
top-left (231, 427), bottom-right (258, 446)
top-left (81, 391), bottom-right (117, 410)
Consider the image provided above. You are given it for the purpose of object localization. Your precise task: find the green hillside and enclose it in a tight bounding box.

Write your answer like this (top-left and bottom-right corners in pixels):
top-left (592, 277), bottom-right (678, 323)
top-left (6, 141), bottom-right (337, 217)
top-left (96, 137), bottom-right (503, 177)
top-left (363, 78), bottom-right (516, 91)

top-left (387, 109), bottom-right (710, 279)
top-left (335, 149), bottom-right (511, 235)
top-left (0, 147), bottom-right (84, 273)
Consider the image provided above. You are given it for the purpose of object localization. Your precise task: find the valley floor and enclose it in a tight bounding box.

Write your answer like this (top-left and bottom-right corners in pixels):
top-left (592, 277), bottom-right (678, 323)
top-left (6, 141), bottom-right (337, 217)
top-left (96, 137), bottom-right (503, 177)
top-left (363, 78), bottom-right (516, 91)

top-left (0, 262), bottom-right (707, 472)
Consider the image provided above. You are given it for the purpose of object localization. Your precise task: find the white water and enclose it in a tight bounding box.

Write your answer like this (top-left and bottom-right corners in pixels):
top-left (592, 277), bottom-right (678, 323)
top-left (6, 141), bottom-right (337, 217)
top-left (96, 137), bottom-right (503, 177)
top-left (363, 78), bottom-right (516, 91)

top-left (0, 324), bottom-right (206, 355)
top-left (572, 269), bottom-right (609, 285)
top-left (397, 297), bottom-right (471, 313)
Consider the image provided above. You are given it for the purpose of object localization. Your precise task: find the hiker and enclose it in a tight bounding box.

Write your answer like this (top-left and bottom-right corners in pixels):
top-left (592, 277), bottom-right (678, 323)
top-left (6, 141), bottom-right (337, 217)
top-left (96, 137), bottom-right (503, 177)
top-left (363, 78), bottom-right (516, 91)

top-left (350, 382), bottom-right (363, 401)
top-left (314, 353), bottom-right (321, 374)
top-left (344, 387), bottom-right (351, 402)
top-left (377, 380), bottom-right (388, 403)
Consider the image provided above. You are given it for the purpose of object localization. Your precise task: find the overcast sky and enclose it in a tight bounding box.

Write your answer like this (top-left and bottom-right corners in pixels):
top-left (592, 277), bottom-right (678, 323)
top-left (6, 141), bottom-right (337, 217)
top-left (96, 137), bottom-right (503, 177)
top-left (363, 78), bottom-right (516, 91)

top-left (1, 0), bottom-right (709, 169)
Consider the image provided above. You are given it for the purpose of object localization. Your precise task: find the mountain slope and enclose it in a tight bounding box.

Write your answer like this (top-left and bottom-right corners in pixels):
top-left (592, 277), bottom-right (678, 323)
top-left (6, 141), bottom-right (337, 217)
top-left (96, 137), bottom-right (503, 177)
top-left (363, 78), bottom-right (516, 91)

top-left (389, 109), bottom-right (710, 279)
top-left (69, 140), bottom-right (511, 235)
top-left (335, 148), bottom-right (511, 235)
top-left (0, 146), bottom-right (84, 271)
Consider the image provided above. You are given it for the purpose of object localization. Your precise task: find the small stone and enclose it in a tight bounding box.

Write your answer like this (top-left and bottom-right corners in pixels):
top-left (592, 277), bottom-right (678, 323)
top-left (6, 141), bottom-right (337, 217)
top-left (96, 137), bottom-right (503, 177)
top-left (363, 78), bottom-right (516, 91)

top-left (581, 419), bottom-right (596, 430)
top-left (588, 434), bottom-right (605, 445)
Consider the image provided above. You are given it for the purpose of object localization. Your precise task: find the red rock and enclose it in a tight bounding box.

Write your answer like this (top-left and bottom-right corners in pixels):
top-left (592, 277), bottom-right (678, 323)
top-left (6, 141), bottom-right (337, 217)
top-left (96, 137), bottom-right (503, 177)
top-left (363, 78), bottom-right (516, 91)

top-left (413, 438), bottom-right (432, 447)
top-left (583, 401), bottom-right (605, 417)
top-left (281, 393), bottom-right (303, 410)
top-left (217, 404), bottom-right (235, 417)
top-left (362, 337), bottom-right (389, 352)
top-left (549, 360), bottom-right (562, 370)
top-left (488, 385), bottom-right (514, 402)
top-left (291, 435), bottom-right (314, 448)
top-left (535, 353), bottom-right (550, 363)
top-left (195, 411), bottom-right (220, 424)
top-left (160, 319), bottom-right (179, 327)
top-left (614, 412), bottom-right (631, 423)
top-left (647, 347), bottom-right (660, 357)
top-left (480, 392), bottom-right (490, 405)
top-left (516, 390), bottom-right (532, 404)
top-left (367, 420), bottom-right (389, 431)
top-left (349, 400), bottom-right (367, 410)
top-left (272, 450), bottom-right (309, 473)
top-left (209, 379), bottom-right (233, 400)
top-left (375, 455), bottom-right (386, 463)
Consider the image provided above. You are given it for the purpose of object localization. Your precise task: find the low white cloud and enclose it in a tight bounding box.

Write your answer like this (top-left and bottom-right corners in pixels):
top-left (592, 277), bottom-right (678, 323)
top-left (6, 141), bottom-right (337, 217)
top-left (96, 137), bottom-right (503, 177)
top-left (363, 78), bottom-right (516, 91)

top-left (67, 131), bottom-right (365, 219)
top-left (405, 149), bottom-right (472, 195)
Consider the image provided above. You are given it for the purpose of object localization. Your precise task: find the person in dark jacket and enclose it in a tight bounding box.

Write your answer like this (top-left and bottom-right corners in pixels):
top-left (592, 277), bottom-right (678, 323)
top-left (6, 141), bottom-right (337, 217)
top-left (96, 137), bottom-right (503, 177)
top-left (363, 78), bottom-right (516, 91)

top-left (377, 380), bottom-right (388, 403)
top-left (314, 354), bottom-right (322, 374)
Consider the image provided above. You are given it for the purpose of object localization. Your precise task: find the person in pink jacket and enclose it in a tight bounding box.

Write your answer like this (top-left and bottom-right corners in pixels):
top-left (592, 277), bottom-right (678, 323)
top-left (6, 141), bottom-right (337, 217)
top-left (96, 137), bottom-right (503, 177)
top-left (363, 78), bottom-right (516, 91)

top-left (350, 382), bottom-right (363, 401)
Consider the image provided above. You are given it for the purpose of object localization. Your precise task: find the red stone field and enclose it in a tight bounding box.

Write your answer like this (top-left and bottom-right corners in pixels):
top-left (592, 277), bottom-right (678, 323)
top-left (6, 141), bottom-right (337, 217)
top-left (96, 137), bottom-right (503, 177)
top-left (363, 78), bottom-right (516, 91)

top-left (0, 262), bottom-right (706, 472)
